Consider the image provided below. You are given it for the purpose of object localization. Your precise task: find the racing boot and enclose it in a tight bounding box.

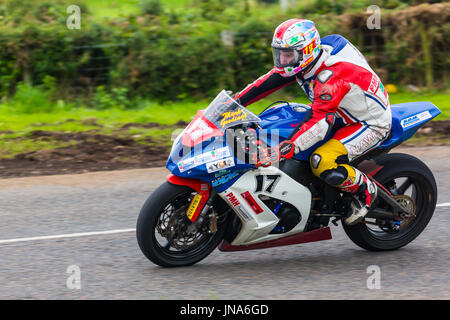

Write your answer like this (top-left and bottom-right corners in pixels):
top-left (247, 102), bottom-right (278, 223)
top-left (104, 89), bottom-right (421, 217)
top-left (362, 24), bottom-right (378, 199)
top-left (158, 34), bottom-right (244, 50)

top-left (339, 168), bottom-right (377, 225)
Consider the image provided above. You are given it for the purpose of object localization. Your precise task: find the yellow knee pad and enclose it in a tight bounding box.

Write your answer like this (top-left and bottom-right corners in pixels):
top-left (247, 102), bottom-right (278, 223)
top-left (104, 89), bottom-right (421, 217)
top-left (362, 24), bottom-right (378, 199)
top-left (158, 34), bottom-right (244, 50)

top-left (309, 139), bottom-right (355, 186)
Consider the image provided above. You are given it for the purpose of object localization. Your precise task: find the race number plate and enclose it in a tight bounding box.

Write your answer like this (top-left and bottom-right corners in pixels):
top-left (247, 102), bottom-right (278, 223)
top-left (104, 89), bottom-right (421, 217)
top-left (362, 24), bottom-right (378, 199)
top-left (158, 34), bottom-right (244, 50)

top-left (186, 194), bottom-right (202, 220)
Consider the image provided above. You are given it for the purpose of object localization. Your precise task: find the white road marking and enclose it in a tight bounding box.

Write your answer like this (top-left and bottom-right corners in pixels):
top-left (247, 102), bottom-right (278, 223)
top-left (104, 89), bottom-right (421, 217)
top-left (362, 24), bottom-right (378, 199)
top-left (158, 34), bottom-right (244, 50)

top-left (436, 202), bottom-right (450, 207)
top-left (0, 228), bottom-right (135, 245)
top-left (0, 201), bottom-right (449, 245)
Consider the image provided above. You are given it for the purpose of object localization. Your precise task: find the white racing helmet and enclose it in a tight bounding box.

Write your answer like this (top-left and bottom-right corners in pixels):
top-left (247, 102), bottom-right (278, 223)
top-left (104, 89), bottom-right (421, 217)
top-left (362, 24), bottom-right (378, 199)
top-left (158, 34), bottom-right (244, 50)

top-left (272, 19), bottom-right (322, 77)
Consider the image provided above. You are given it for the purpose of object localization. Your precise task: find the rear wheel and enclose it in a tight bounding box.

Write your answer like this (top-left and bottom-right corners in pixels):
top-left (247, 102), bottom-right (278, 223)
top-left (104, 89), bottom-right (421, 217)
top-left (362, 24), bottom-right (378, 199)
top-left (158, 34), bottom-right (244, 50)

top-left (136, 182), bottom-right (228, 267)
top-left (343, 153), bottom-right (437, 251)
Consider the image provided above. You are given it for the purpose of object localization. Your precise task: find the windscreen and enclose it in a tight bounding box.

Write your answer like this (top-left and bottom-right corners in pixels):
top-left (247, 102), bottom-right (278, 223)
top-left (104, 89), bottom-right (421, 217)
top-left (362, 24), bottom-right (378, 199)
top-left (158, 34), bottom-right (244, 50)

top-left (180, 90), bottom-right (261, 147)
top-left (202, 90), bottom-right (261, 130)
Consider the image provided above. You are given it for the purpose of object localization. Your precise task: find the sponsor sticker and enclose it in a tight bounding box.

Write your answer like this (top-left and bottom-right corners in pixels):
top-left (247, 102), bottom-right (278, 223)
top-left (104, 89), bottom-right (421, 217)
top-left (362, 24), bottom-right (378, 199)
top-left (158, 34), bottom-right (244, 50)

top-left (240, 191), bottom-right (264, 214)
top-left (219, 109), bottom-right (248, 128)
top-left (400, 111), bottom-right (432, 128)
top-left (369, 74), bottom-right (380, 94)
top-left (211, 172), bottom-right (240, 187)
top-left (300, 55), bottom-right (314, 68)
top-left (273, 38), bottom-right (283, 46)
top-left (178, 147), bottom-right (230, 172)
top-left (235, 205), bottom-right (253, 222)
top-left (214, 169), bottom-right (229, 177)
top-left (186, 194), bottom-right (202, 220)
top-left (206, 157), bottom-right (235, 173)
top-left (225, 192), bottom-right (240, 207)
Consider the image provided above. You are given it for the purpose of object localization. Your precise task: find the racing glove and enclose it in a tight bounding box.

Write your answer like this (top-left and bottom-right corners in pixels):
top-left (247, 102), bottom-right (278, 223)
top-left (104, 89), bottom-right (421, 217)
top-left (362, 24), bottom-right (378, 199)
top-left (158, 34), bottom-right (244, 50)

top-left (277, 140), bottom-right (296, 160)
top-left (253, 140), bottom-right (296, 168)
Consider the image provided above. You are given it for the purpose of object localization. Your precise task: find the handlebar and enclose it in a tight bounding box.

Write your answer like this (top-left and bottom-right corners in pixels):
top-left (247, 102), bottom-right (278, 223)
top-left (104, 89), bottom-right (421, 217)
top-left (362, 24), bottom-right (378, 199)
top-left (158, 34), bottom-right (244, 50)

top-left (226, 124), bottom-right (270, 167)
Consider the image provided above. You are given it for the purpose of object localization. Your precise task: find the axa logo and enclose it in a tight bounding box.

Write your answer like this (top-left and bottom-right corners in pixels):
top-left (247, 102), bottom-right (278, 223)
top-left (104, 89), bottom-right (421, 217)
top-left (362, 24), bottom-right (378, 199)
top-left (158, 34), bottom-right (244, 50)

top-left (225, 192), bottom-right (240, 207)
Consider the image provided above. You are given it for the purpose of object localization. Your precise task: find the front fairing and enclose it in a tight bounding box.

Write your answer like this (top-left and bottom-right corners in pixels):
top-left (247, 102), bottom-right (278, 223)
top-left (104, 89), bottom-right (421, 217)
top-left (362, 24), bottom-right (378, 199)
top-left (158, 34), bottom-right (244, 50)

top-left (167, 98), bottom-right (336, 192)
top-left (166, 90), bottom-right (259, 192)
top-left (167, 135), bottom-right (253, 192)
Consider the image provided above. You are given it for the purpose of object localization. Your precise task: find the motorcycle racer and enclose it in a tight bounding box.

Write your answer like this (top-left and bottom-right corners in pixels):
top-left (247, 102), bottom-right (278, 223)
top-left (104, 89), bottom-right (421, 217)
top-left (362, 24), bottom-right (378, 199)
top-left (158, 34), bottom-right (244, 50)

top-left (234, 19), bottom-right (392, 225)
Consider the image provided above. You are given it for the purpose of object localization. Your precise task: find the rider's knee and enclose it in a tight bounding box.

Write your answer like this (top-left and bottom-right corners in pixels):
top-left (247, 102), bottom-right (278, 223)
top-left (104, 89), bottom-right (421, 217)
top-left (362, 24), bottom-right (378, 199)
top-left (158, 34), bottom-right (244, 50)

top-left (309, 139), bottom-right (348, 177)
top-left (309, 139), bottom-right (354, 186)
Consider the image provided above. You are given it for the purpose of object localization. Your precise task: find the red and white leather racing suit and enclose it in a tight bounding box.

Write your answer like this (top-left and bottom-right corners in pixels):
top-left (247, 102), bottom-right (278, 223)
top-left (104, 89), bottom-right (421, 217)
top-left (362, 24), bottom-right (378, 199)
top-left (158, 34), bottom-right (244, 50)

top-left (236, 34), bottom-right (391, 162)
top-left (235, 35), bottom-right (391, 221)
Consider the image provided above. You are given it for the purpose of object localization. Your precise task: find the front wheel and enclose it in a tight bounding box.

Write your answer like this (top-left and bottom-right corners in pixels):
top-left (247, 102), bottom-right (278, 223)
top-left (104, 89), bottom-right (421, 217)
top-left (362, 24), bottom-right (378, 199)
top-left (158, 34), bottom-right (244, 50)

top-left (136, 181), bottom-right (228, 267)
top-left (343, 153), bottom-right (437, 251)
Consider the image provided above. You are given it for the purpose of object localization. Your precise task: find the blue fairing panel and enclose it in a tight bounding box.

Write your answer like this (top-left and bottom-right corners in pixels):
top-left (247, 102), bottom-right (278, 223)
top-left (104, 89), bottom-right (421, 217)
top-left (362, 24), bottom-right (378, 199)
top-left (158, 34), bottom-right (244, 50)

top-left (166, 138), bottom-right (253, 192)
top-left (258, 103), bottom-right (333, 161)
top-left (379, 102), bottom-right (441, 149)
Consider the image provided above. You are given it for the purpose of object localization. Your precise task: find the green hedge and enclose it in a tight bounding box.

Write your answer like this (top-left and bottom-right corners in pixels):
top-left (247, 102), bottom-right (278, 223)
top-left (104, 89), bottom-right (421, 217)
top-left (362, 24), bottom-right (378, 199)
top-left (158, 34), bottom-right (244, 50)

top-left (0, 1), bottom-right (448, 105)
top-left (339, 2), bottom-right (450, 89)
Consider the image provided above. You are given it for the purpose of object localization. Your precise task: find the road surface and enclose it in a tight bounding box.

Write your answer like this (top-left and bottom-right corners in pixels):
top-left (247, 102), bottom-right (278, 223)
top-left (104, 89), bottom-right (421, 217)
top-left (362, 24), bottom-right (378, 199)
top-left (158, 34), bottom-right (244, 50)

top-left (0, 146), bottom-right (449, 299)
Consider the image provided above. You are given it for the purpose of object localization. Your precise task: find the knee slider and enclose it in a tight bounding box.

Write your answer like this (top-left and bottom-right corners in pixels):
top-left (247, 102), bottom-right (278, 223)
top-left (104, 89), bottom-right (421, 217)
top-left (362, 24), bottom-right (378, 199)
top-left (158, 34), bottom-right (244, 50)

top-left (310, 153), bottom-right (322, 169)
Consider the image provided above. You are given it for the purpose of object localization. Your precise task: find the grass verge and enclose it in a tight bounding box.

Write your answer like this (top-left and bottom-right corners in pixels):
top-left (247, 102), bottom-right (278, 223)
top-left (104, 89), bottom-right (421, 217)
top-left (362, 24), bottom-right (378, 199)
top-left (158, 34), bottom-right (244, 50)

top-left (0, 89), bottom-right (448, 159)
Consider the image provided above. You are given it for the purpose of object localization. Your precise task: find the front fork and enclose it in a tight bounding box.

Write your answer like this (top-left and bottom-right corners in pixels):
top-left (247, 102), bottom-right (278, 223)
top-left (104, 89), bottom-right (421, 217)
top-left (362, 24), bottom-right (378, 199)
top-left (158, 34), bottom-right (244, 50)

top-left (186, 190), bottom-right (218, 234)
top-left (166, 174), bottom-right (210, 222)
top-left (166, 174), bottom-right (220, 234)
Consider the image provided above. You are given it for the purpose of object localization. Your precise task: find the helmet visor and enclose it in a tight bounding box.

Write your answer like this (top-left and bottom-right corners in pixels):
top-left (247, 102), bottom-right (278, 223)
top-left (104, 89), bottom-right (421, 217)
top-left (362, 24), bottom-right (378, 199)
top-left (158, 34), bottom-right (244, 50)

top-left (272, 47), bottom-right (302, 68)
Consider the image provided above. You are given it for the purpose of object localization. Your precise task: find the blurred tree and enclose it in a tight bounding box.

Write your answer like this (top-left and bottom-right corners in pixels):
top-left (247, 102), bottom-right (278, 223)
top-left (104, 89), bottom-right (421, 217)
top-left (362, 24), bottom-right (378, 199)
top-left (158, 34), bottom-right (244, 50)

top-left (194, 0), bottom-right (225, 19)
top-left (139, 0), bottom-right (163, 16)
top-left (258, 0), bottom-right (278, 4)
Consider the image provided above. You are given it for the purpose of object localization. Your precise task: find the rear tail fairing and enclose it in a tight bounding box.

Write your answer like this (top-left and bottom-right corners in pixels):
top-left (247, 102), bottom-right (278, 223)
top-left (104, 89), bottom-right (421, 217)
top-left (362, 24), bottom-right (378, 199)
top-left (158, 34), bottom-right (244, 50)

top-left (379, 101), bottom-right (441, 149)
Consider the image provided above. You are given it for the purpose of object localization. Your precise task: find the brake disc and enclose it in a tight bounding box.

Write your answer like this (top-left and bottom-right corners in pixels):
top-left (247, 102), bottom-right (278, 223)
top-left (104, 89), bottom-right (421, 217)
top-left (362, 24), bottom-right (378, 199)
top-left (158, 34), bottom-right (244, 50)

top-left (156, 204), bottom-right (187, 237)
top-left (163, 204), bottom-right (209, 250)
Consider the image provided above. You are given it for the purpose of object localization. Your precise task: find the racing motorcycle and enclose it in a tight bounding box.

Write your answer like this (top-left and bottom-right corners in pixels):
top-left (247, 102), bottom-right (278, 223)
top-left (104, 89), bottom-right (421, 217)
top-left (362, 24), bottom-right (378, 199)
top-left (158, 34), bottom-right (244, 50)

top-left (136, 90), bottom-right (440, 267)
